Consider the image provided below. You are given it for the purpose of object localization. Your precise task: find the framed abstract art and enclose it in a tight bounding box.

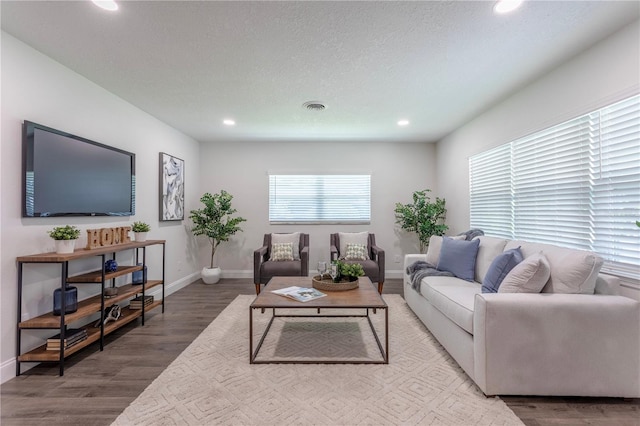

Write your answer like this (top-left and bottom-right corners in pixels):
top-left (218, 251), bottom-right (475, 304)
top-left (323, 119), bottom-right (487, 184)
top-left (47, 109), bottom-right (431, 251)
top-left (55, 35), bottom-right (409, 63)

top-left (159, 152), bottom-right (184, 221)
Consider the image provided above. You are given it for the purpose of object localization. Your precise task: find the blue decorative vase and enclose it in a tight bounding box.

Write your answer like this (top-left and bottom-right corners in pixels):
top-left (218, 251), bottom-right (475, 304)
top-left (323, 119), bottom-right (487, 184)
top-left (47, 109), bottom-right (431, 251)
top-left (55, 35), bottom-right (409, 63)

top-left (132, 263), bottom-right (147, 285)
top-left (53, 285), bottom-right (78, 316)
top-left (105, 259), bottom-right (118, 273)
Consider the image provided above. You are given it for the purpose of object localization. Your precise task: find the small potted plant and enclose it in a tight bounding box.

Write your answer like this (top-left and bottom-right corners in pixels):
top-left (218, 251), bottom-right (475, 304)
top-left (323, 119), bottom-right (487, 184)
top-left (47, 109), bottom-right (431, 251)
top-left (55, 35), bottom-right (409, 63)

top-left (131, 221), bottom-right (151, 242)
top-left (337, 261), bottom-right (365, 282)
top-left (48, 225), bottom-right (81, 254)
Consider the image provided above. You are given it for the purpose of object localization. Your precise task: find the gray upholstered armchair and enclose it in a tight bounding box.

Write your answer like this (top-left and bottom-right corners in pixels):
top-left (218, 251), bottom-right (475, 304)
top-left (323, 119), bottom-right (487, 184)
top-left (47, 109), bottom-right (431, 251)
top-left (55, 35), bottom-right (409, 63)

top-left (253, 233), bottom-right (310, 294)
top-left (330, 232), bottom-right (385, 293)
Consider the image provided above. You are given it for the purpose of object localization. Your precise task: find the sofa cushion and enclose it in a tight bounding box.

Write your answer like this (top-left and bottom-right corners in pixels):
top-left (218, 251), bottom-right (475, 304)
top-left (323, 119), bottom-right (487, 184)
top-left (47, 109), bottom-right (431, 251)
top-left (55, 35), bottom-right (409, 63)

top-left (338, 232), bottom-right (369, 256)
top-left (482, 247), bottom-right (524, 293)
top-left (498, 252), bottom-right (550, 293)
top-left (420, 276), bottom-right (480, 334)
top-left (271, 232), bottom-right (301, 260)
top-left (504, 241), bottom-right (603, 294)
top-left (270, 242), bottom-right (294, 261)
top-left (437, 237), bottom-right (480, 282)
top-left (474, 236), bottom-right (509, 284)
top-left (425, 235), bottom-right (465, 266)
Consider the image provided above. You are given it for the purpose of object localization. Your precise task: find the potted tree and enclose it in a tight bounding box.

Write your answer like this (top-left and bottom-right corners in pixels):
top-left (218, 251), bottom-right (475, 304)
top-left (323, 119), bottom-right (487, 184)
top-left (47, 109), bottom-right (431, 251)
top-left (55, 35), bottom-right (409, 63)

top-left (189, 190), bottom-right (246, 284)
top-left (394, 189), bottom-right (448, 253)
top-left (131, 221), bottom-right (151, 242)
top-left (48, 225), bottom-right (81, 254)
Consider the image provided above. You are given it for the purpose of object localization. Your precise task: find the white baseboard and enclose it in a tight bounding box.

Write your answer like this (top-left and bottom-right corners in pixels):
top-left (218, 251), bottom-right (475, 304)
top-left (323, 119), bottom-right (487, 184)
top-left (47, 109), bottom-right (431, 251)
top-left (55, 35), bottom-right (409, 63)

top-left (2, 271), bottom-right (202, 385)
top-left (1, 357), bottom-right (17, 385)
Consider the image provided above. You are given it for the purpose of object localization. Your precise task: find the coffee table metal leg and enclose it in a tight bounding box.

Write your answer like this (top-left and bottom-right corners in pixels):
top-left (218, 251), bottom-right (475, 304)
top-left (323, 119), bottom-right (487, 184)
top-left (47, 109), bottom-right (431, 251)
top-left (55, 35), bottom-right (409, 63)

top-left (250, 307), bottom-right (276, 363)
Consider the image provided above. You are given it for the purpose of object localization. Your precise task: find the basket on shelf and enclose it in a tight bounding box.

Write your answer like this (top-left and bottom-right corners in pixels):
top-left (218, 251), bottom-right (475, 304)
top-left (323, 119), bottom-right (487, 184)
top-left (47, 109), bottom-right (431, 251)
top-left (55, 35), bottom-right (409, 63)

top-left (312, 275), bottom-right (359, 291)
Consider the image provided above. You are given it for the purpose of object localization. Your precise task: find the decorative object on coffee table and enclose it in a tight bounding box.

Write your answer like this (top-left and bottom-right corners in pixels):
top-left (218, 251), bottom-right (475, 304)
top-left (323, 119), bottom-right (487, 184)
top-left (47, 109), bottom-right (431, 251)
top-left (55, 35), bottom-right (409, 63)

top-left (313, 261), bottom-right (364, 291)
top-left (160, 152), bottom-right (184, 221)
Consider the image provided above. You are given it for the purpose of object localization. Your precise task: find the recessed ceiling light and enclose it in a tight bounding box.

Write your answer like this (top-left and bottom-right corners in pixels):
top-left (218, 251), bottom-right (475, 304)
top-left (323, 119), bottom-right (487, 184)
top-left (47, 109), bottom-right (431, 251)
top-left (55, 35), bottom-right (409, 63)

top-left (92, 0), bottom-right (119, 11)
top-left (223, 119), bottom-right (236, 126)
top-left (494, 0), bottom-right (523, 14)
top-left (397, 120), bottom-right (410, 126)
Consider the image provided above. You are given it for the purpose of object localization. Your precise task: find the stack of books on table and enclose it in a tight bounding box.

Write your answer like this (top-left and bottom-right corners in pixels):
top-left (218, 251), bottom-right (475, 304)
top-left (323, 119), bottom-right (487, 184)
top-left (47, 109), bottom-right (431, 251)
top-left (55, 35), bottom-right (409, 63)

top-left (46, 328), bottom-right (88, 351)
top-left (129, 295), bottom-right (154, 310)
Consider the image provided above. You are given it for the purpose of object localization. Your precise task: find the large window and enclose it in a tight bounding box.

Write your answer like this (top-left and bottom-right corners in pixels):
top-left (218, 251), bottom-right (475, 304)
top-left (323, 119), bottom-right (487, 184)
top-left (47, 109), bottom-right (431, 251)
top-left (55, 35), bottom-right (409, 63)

top-left (470, 94), bottom-right (640, 278)
top-left (269, 174), bottom-right (371, 224)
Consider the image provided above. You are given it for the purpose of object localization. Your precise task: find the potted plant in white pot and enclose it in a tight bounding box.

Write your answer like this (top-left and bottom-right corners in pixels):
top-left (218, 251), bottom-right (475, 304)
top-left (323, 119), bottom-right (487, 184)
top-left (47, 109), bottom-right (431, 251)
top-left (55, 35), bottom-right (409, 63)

top-left (48, 225), bottom-right (81, 254)
top-left (394, 189), bottom-right (448, 253)
top-left (189, 190), bottom-right (246, 284)
top-left (131, 221), bottom-right (151, 242)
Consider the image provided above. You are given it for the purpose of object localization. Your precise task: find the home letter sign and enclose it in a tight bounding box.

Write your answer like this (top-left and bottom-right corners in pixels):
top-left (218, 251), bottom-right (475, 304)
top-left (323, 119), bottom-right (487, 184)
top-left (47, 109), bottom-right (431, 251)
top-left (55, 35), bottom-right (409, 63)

top-left (86, 227), bottom-right (132, 249)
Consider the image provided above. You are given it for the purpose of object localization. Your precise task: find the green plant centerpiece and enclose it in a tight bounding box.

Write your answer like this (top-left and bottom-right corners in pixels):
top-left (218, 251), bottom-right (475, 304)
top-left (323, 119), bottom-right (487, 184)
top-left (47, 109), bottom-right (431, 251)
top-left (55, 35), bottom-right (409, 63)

top-left (189, 190), bottom-right (246, 284)
top-left (131, 221), bottom-right (150, 233)
top-left (337, 261), bottom-right (365, 282)
top-left (48, 225), bottom-right (81, 240)
top-left (394, 189), bottom-right (448, 253)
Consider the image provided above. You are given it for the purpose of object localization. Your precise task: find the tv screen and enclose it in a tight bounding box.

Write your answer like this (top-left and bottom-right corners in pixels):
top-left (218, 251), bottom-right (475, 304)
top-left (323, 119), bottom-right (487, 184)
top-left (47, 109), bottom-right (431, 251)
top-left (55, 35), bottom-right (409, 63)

top-left (22, 121), bottom-right (136, 217)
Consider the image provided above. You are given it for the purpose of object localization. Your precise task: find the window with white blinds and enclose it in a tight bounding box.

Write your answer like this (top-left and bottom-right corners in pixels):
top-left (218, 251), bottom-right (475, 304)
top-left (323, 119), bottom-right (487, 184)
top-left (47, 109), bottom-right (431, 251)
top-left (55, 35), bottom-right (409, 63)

top-left (269, 174), bottom-right (371, 224)
top-left (469, 94), bottom-right (640, 279)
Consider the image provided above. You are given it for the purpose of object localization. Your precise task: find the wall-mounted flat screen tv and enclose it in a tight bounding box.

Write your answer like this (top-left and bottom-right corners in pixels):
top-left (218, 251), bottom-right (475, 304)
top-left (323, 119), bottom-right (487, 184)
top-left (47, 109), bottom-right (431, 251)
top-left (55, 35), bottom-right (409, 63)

top-left (22, 121), bottom-right (136, 217)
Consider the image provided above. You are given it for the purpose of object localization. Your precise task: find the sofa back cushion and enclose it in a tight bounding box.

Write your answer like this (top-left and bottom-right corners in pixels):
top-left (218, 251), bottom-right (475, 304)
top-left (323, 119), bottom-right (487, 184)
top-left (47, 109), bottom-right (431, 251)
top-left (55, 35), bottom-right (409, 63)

top-left (504, 241), bottom-right (603, 294)
top-left (473, 236), bottom-right (509, 284)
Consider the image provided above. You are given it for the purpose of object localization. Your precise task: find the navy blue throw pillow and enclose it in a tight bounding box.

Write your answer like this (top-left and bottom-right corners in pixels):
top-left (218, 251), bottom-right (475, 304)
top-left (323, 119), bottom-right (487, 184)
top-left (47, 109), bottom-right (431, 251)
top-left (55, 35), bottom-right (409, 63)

top-left (437, 237), bottom-right (480, 282)
top-left (482, 247), bottom-right (524, 293)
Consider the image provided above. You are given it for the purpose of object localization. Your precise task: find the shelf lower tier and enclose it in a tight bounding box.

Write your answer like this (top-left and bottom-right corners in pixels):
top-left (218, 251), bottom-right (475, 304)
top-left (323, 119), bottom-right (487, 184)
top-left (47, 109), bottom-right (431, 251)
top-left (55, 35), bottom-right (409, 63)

top-left (19, 280), bottom-right (163, 329)
top-left (18, 301), bottom-right (163, 362)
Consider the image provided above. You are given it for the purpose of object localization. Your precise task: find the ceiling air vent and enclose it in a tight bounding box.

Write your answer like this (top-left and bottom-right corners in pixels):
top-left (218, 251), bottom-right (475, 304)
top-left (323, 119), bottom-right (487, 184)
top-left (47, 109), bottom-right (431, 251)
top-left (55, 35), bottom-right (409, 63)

top-left (302, 101), bottom-right (326, 111)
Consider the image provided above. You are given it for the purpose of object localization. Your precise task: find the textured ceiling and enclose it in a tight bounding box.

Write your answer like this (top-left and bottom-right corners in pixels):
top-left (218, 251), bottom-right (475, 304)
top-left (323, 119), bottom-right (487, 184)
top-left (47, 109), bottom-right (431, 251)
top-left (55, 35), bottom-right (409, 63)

top-left (2, 1), bottom-right (639, 143)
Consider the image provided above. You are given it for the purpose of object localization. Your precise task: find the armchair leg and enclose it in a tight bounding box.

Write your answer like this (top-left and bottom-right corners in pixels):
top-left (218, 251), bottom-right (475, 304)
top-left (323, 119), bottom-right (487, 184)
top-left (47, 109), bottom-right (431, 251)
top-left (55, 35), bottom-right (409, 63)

top-left (255, 283), bottom-right (261, 295)
top-left (378, 282), bottom-right (384, 294)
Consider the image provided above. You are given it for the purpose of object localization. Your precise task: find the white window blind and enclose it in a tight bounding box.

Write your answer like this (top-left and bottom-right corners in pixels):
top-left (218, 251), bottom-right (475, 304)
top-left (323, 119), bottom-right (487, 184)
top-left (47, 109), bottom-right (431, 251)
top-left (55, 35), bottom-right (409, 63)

top-left (469, 144), bottom-right (512, 239)
top-left (269, 174), bottom-right (371, 224)
top-left (469, 94), bottom-right (640, 279)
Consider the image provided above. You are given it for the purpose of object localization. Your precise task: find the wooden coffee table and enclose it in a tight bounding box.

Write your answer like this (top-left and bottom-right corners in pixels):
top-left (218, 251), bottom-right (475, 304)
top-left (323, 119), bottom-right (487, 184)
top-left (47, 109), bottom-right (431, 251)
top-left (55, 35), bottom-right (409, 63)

top-left (249, 276), bottom-right (388, 364)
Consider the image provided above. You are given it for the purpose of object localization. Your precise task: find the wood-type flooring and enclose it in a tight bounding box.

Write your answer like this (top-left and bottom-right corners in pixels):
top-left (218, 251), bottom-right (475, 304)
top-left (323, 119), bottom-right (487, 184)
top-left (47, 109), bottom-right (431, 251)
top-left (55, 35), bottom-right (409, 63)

top-left (1, 278), bottom-right (638, 425)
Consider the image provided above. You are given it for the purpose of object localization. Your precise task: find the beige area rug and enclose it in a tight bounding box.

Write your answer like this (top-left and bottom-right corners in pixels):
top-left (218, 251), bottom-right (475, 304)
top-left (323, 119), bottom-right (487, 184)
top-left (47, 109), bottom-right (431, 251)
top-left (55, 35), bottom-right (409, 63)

top-left (112, 295), bottom-right (523, 425)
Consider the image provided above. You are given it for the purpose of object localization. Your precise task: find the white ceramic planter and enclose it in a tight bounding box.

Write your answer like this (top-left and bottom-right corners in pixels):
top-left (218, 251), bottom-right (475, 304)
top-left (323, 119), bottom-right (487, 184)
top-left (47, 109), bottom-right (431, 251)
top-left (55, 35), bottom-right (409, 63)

top-left (134, 232), bottom-right (148, 242)
top-left (201, 267), bottom-right (221, 284)
top-left (55, 239), bottom-right (76, 254)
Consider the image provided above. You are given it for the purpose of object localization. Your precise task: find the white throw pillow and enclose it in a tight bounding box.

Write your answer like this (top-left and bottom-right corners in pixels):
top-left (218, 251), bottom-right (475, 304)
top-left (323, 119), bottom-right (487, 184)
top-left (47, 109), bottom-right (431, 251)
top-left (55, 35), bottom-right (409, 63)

top-left (498, 252), bottom-right (551, 293)
top-left (271, 233), bottom-right (300, 260)
top-left (338, 232), bottom-right (369, 257)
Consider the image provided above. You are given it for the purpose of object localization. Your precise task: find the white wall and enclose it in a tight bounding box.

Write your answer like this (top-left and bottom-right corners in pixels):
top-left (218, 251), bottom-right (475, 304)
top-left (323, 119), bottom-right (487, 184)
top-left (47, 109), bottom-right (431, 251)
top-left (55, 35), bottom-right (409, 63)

top-left (197, 141), bottom-right (437, 278)
top-left (436, 20), bottom-right (640, 299)
top-left (0, 33), bottom-right (202, 382)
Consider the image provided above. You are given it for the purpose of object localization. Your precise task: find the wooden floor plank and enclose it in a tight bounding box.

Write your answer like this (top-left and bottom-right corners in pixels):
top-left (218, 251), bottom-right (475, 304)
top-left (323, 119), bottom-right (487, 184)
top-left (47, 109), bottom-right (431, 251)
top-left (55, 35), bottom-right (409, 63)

top-left (2, 278), bottom-right (638, 425)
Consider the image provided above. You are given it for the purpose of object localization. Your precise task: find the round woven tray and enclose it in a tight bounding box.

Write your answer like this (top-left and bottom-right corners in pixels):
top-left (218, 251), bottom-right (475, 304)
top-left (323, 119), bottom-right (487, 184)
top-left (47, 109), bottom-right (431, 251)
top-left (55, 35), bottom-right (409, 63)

top-left (312, 275), bottom-right (359, 291)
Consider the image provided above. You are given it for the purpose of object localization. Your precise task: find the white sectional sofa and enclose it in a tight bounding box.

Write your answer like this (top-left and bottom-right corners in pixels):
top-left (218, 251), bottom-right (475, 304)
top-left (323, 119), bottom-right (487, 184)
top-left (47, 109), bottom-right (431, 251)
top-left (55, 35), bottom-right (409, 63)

top-left (403, 235), bottom-right (640, 397)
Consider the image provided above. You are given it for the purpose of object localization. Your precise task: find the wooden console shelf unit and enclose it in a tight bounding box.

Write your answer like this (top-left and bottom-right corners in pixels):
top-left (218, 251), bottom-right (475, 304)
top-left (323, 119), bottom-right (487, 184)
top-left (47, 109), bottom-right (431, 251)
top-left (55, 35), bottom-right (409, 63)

top-left (16, 239), bottom-right (166, 376)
